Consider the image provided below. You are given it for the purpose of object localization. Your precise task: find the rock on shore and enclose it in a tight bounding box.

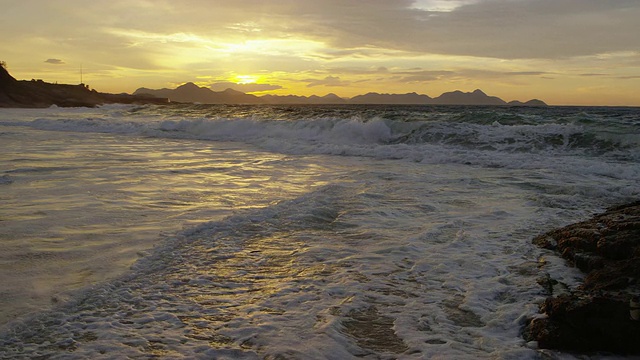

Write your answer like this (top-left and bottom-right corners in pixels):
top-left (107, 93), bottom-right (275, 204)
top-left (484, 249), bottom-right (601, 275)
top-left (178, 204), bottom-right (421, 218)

top-left (525, 201), bottom-right (640, 354)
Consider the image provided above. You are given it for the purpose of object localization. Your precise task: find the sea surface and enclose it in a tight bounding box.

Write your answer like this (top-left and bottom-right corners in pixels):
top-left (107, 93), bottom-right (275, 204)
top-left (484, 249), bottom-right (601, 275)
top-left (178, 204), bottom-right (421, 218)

top-left (0, 104), bottom-right (638, 359)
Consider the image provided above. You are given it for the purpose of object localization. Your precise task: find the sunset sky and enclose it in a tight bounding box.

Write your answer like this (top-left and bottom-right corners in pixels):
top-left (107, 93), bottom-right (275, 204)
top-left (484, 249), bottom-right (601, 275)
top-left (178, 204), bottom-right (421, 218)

top-left (1, 0), bottom-right (639, 105)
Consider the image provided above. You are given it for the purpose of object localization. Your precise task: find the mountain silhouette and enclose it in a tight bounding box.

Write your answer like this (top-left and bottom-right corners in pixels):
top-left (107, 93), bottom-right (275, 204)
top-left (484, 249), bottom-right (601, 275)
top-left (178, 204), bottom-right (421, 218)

top-left (507, 99), bottom-right (548, 106)
top-left (135, 82), bottom-right (262, 104)
top-left (350, 92), bottom-right (432, 104)
top-left (0, 64), bottom-right (547, 107)
top-left (431, 89), bottom-right (506, 105)
top-left (135, 83), bottom-right (547, 106)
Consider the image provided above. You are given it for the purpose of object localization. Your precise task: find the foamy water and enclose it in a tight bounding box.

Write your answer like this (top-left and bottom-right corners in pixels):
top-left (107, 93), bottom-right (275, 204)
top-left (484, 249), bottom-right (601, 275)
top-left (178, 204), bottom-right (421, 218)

top-left (0, 104), bottom-right (638, 359)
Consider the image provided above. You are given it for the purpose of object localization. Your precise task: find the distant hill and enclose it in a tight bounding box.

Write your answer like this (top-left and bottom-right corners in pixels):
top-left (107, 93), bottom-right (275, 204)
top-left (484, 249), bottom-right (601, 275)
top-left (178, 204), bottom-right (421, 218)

top-left (0, 65), bottom-right (168, 108)
top-left (507, 99), bottom-right (548, 106)
top-left (136, 83), bottom-right (547, 106)
top-left (0, 63), bottom-right (547, 108)
top-left (431, 89), bottom-right (506, 105)
top-left (350, 92), bottom-right (432, 104)
top-left (257, 93), bottom-right (347, 105)
top-left (136, 84), bottom-right (353, 105)
top-left (134, 82), bottom-right (262, 104)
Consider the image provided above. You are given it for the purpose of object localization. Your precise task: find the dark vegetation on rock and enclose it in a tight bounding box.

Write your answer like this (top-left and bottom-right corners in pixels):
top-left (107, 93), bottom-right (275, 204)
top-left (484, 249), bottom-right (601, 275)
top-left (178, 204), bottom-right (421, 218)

top-left (0, 64), bottom-right (168, 108)
top-left (525, 201), bottom-right (640, 354)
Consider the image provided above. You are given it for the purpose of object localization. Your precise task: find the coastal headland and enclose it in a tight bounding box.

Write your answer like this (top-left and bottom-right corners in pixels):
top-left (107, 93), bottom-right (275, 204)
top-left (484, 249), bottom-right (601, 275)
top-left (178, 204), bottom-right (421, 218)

top-left (0, 64), bottom-right (168, 108)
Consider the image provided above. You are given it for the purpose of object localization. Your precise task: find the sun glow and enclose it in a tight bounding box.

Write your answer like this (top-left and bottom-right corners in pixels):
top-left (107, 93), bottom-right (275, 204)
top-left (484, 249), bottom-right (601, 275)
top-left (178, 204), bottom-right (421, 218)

top-left (235, 75), bottom-right (259, 84)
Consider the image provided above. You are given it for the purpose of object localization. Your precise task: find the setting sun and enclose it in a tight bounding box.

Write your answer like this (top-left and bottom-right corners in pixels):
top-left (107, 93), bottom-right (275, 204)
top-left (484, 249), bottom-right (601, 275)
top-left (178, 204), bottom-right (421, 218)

top-left (234, 75), bottom-right (259, 84)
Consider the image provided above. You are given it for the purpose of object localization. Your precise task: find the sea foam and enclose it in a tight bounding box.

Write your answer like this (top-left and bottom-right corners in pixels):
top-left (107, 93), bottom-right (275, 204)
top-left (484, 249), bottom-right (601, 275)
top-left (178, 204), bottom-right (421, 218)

top-left (1, 104), bottom-right (638, 359)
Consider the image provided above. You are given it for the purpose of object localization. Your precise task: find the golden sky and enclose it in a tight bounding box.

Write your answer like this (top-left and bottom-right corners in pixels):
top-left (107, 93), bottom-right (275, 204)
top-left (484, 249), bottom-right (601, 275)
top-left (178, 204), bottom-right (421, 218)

top-left (2, 0), bottom-right (639, 105)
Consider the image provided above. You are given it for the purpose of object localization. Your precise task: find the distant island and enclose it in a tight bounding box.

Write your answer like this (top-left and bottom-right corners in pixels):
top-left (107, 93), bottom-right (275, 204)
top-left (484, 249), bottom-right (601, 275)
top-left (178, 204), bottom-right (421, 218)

top-left (0, 64), bottom-right (546, 107)
top-left (135, 82), bottom-right (547, 106)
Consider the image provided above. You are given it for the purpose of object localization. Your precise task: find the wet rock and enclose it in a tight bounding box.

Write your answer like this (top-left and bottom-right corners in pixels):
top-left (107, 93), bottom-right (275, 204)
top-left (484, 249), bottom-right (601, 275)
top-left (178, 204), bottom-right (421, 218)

top-left (525, 201), bottom-right (640, 355)
top-left (342, 306), bottom-right (409, 354)
top-left (442, 294), bottom-right (484, 328)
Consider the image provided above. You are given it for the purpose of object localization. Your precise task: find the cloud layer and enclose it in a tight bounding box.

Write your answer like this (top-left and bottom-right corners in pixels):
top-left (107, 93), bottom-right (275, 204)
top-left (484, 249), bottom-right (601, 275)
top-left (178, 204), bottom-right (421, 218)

top-left (45, 59), bottom-right (65, 65)
top-left (6, 1), bottom-right (639, 59)
top-left (1, 0), bottom-right (639, 104)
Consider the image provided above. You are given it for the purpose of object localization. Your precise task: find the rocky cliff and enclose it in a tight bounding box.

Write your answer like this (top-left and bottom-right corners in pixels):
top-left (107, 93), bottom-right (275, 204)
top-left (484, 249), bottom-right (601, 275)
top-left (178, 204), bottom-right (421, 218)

top-left (0, 66), bottom-right (168, 108)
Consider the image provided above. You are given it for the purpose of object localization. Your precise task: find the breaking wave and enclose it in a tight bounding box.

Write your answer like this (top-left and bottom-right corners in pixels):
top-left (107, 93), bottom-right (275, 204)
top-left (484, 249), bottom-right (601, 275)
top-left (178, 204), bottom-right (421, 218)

top-left (3, 104), bottom-right (639, 176)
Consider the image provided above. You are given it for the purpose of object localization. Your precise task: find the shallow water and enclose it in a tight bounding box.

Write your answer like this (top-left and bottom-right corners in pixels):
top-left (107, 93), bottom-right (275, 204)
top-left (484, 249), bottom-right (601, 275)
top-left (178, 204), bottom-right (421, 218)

top-left (0, 124), bottom-right (337, 324)
top-left (0, 105), bottom-right (638, 358)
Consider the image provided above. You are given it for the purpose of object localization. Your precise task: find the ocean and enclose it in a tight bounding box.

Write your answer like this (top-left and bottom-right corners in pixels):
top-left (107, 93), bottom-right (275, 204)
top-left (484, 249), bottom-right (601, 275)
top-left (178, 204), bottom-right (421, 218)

top-left (0, 104), bottom-right (638, 359)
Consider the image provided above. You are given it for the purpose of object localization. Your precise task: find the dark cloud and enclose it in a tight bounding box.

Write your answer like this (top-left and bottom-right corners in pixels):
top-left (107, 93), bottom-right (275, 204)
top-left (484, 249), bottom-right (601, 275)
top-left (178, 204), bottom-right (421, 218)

top-left (322, 66), bottom-right (391, 76)
top-left (303, 0), bottom-right (640, 59)
top-left (393, 70), bottom-right (455, 82)
top-left (456, 69), bottom-right (551, 78)
top-left (45, 58), bottom-right (65, 65)
top-left (5, 0), bottom-right (640, 80)
top-left (411, 0), bottom-right (640, 59)
top-left (305, 76), bottom-right (347, 87)
top-left (299, 67), bottom-right (551, 86)
top-left (173, 0), bottom-right (639, 60)
top-left (14, 1), bottom-right (640, 63)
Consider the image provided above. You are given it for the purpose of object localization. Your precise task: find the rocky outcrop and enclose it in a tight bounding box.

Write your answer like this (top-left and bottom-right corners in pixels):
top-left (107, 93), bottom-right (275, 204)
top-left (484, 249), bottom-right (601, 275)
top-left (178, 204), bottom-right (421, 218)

top-left (525, 201), bottom-right (640, 354)
top-left (508, 99), bottom-right (547, 107)
top-left (431, 89), bottom-right (507, 105)
top-left (134, 82), bottom-right (262, 104)
top-left (0, 66), bottom-right (168, 108)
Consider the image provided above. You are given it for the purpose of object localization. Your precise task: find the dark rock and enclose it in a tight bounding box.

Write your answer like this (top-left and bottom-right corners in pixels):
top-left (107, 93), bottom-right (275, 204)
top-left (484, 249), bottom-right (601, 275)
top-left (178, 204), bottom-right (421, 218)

top-left (573, 252), bottom-right (604, 273)
top-left (342, 306), bottom-right (409, 354)
top-left (0, 65), bottom-right (168, 108)
top-left (526, 201), bottom-right (640, 354)
top-left (527, 295), bottom-right (640, 353)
